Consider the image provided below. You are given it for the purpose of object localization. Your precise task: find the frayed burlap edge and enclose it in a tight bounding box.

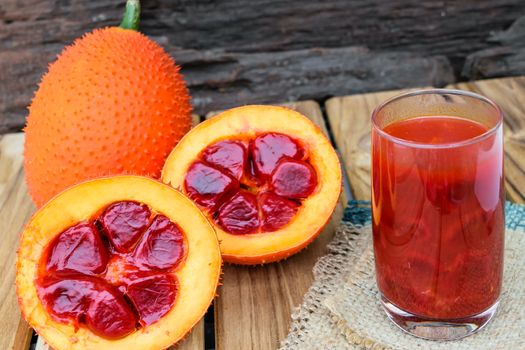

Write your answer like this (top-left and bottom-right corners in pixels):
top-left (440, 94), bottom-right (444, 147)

top-left (279, 221), bottom-right (375, 350)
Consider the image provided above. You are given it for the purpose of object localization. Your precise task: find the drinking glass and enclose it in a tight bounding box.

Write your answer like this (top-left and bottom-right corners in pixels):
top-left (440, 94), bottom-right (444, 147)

top-left (371, 89), bottom-right (504, 340)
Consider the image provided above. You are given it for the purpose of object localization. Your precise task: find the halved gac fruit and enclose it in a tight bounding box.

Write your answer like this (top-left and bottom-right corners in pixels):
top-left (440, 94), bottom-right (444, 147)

top-left (162, 105), bottom-right (342, 264)
top-left (16, 176), bottom-right (221, 350)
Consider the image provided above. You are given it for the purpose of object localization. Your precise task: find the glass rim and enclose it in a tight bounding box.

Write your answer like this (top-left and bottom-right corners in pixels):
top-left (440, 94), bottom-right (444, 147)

top-left (371, 88), bottom-right (504, 149)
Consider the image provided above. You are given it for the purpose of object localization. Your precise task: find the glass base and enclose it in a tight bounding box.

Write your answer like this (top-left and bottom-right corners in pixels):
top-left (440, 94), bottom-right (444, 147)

top-left (380, 294), bottom-right (499, 341)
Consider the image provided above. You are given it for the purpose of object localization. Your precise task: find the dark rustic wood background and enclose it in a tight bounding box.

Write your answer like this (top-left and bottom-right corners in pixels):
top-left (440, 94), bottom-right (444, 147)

top-left (1, 0), bottom-right (525, 134)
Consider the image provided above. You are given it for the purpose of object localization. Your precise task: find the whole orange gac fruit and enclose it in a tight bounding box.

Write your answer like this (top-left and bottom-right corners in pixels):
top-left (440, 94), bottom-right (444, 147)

top-left (24, 0), bottom-right (192, 207)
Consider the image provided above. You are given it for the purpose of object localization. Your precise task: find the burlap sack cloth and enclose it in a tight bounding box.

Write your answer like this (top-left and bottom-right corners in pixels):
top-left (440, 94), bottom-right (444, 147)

top-left (280, 201), bottom-right (525, 350)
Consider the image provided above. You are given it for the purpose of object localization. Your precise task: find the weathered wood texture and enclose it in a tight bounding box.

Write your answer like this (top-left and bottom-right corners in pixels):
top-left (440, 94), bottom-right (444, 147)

top-left (463, 16), bottom-right (525, 80)
top-left (169, 316), bottom-right (204, 350)
top-left (182, 48), bottom-right (453, 117)
top-left (12, 321), bottom-right (33, 350)
top-left (2, 0), bottom-right (525, 132)
top-left (326, 76), bottom-right (525, 206)
top-left (0, 134), bottom-right (36, 350)
top-left (211, 101), bottom-right (344, 350)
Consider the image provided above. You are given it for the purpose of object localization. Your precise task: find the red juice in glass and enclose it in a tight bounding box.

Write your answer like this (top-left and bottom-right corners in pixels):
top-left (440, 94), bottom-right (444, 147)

top-left (371, 90), bottom-right (504, 340)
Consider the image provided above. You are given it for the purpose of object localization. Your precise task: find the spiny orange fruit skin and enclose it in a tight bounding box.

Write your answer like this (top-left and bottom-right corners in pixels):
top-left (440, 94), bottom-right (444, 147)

top-left (25, 27), bottom-right (192, 207)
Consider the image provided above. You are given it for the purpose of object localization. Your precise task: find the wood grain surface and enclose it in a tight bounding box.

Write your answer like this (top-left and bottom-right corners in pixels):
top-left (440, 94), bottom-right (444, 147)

top-left (209, 101), bottom-right (344, 350)
top-left (4, 0), bottom-right (525, 132)
top-left (0, 134), bottom-right (36, 350)
top-left (462, 16), bottom-right (525, 80)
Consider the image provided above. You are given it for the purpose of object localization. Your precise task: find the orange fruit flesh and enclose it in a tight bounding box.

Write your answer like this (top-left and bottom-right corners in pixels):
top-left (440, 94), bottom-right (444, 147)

top-left (162, 105), bottom-right (342, 264)
top-left (16, 176), bottom-right (221, 350)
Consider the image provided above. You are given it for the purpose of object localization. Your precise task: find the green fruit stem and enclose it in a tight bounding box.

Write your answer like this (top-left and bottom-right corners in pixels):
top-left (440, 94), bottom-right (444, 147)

top-left (120, 0), bottom-right (140, 30)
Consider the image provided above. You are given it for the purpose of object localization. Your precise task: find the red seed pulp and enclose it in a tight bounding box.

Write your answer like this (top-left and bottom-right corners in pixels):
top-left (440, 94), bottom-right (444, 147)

top-left (217, 190), bottom-right (260, 234)
top-left (250, 133), bottom-right (303, 179)
top-left (201, 140), bottom-right (247, 180)
top-left (184, 161), bottom-right (239, 210)
top-left (98, 201), bottom-right (151, 253)
top-left (258, 192), bottom-right (299, 232)
top-left (46, 222), bottom-right (108, 276)
top-left (372, 116), bottom-right (504, 319)
top-left (37, 276), bottom-right (136, 338)
top-left (133, 215), bottom-right (185, 271)
top-left (127, 274), bottom-right (178, 326)
top-left (270, 159), bottom-right (317, 198)
top-left (36, 201), bottom-right (186, 339)
top-left (184, 133), bottom-right (318, 234)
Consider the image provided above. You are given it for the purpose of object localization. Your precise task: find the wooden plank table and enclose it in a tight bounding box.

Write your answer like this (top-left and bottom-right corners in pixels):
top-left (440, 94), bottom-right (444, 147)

top-left (2, 76), bottom-right (525, 350)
